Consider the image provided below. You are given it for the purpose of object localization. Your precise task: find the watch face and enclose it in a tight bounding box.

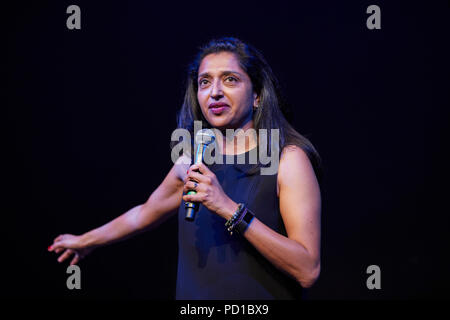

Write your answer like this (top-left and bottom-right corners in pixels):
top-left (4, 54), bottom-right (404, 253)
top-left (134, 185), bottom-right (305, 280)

top-left (243, 209), bottom-right (255, 223)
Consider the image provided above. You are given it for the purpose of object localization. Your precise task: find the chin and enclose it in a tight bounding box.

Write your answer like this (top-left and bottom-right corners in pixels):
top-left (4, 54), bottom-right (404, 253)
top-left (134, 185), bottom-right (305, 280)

top-left (205, 117), bottom-right (231, 130)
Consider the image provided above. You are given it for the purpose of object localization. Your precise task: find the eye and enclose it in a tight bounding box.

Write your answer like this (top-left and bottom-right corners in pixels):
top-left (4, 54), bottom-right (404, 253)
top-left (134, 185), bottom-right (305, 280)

top-left (198, 79), bottom-right (209, 86)
top-left (225, 76), bottom-right (237, 83)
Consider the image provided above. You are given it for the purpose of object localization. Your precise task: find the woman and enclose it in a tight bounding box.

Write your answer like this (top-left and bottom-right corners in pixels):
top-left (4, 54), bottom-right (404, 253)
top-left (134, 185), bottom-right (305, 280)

top-left (48, 37), bottom-right (323, 300)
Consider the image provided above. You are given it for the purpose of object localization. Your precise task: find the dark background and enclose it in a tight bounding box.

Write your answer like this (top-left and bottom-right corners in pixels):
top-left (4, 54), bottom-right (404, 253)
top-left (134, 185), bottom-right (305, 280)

top-left (5, 0), bottom-right (449, 300)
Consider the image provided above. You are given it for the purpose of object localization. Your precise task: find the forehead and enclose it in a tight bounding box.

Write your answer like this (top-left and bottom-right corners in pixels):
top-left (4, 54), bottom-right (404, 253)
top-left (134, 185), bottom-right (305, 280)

top-left (198, 52), bottom-right (245, 76)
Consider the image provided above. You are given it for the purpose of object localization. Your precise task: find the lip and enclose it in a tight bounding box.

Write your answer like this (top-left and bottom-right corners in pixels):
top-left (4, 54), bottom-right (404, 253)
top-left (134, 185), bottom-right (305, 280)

top-left (208, 102), bottom-right (230, 109)
top-left (210, 106), bottom-right (228, 115)
top-left (208, 102), bottom-right (230, 115)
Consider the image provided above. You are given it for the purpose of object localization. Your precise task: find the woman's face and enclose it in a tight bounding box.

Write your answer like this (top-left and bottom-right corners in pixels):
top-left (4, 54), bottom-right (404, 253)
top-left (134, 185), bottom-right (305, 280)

top-left (197, 52), bottom-right (258, 130)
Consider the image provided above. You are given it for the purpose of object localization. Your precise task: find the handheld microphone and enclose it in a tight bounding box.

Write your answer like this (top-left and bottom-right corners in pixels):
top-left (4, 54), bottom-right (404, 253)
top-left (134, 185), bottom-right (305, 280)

top-left (185, 129), bottom-right (216, 221)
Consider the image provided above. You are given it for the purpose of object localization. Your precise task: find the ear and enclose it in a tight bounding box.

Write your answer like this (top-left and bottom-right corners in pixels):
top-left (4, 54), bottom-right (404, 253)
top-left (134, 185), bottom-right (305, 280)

top-left (253, 92), bottom-right (260, 108)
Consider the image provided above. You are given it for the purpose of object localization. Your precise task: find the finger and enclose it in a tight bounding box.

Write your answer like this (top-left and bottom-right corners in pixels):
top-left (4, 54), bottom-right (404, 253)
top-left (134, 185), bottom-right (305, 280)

top-left (70, 254), bottom-right (80, 266)
top-left (57, 249), bottom-right (74, 263)
top-left (183, 193), bottom-right (203, 203)
top-left (51, 241), bottom-right (65, 251)
top-left (54, 234), bottom-right (64, 242)
top-left (183, 180), bottom-right (200, 193)
top-left (188, 163), bottom-right (211, 175)
top-left (55, 247), bottom-right (64, 254)
top-left (183, 172), bottom-right (199, 184)
top-left (187, 171), bottom-right (210, 184)
top-left (57, 249), bottom-right (73, 263)
top-left (195, 162), bottom-right (213, 176)
top-left (189, 163), bottom-right (208, 176)
top-left (188, 163), bottom-right (201, 173)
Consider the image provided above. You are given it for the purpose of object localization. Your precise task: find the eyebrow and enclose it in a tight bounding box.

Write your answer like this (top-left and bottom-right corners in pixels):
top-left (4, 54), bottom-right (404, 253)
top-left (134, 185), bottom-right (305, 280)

top-left (198, 70), bottom-right (243, 79)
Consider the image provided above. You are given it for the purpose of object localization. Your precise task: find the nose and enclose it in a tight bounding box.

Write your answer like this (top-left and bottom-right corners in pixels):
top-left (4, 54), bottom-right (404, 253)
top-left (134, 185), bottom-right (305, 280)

top-left (210, 79), bottom-right (224, 100)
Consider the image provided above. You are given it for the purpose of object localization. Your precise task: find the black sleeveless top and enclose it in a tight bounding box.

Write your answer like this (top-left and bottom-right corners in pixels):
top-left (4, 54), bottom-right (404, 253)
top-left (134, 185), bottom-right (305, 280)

top-left (175, 147), bottom-right (304, 300)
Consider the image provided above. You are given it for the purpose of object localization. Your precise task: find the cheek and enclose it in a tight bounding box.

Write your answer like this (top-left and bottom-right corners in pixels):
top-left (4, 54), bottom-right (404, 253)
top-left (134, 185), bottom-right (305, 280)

top-left (234, 89), bottom-right (253, 111)
top-left (197, 91), bottom-right (208, 109)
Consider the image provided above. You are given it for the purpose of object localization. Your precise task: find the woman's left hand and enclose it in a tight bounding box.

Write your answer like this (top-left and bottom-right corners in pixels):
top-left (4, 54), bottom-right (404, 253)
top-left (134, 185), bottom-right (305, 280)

top-left (182, 163), bottom-right (238, 220)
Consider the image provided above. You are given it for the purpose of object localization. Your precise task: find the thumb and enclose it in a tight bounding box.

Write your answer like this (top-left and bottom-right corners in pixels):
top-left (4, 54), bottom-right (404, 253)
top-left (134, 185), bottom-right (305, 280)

top-left (196, 162), bottom-right (213, 176)
top-left (48, 234), bottom-right (66, 252)
top-left (49, 240), bottom-right (66, 252)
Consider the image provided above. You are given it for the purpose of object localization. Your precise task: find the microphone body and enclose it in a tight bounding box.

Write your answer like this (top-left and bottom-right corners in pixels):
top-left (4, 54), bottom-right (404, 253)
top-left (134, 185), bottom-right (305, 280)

top-left (185, 129), bottom-right (215, 221)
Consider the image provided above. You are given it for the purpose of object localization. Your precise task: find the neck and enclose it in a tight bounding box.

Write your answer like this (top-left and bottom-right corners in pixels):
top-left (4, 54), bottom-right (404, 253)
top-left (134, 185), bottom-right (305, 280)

top-left (215, 119), bottom-right (258, 155)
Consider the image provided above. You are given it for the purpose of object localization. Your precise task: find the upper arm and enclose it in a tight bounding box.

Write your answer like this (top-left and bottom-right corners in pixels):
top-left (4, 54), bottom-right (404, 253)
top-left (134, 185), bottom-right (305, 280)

top-left (136, 154), bottom-right (191, 229)
top-left (278, 146), bottom-right (321, 266)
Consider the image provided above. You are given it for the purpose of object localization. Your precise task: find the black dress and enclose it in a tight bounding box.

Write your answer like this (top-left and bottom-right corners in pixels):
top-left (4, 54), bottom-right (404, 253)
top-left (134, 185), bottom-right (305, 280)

top-left (175, 147), bottom-right (304, 299)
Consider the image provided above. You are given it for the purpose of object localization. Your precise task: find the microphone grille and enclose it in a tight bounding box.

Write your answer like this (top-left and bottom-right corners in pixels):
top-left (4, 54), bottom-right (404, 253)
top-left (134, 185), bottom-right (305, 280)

top-left (195, 129), bottom-right (215, 145)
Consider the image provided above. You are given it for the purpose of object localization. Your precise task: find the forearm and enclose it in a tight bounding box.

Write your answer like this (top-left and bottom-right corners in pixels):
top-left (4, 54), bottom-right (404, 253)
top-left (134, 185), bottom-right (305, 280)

top-left (220, 200), bottom-right (320, 287)
top-left (242, 217), bottom-right (320, 288)
top-left (80, 205), bottom-right (144, 248)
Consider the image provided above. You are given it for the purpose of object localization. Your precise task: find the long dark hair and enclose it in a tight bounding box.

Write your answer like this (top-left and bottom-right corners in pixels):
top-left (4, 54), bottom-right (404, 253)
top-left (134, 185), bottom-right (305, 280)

top-left (173, 37), bottom-right (323, 185)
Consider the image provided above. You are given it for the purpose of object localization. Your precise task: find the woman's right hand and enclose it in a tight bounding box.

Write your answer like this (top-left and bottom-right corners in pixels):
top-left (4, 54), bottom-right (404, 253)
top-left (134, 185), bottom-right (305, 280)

top-left (48, 234), bottom-right (95, 265)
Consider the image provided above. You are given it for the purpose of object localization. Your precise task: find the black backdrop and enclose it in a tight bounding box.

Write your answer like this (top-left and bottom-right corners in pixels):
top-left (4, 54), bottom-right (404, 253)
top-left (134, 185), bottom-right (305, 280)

top-left (5, 0), bottom-right (449, 300)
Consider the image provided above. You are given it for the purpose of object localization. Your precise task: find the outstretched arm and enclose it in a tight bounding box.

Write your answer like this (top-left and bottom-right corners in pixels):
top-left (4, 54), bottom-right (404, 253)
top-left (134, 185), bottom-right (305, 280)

top-left (49, 155), bottom-right (190, 264)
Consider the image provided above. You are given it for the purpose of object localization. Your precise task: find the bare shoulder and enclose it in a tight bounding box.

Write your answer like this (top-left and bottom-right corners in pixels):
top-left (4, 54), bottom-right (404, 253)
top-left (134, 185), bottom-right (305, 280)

top-left (277, 145), bottom-right (318, 196)
top-left (280, 145), bottom-right (311, 164)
